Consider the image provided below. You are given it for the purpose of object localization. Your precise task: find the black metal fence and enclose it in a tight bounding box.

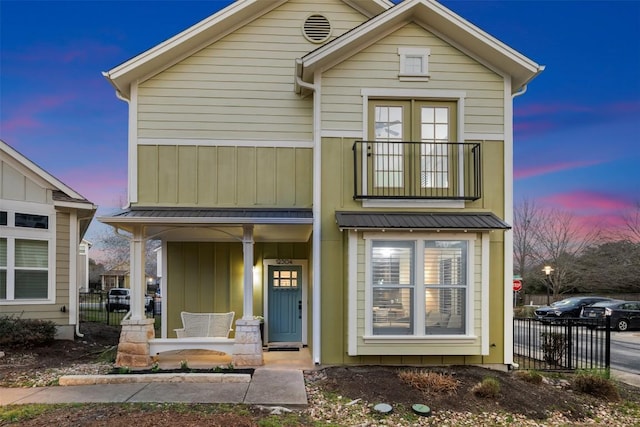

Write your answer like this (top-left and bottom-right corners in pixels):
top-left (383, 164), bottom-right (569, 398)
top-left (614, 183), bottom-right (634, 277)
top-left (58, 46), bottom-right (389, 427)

top-left (79, 291), bottom-right (158, 327)
top-left (513, 317), bottom-right (610, 372)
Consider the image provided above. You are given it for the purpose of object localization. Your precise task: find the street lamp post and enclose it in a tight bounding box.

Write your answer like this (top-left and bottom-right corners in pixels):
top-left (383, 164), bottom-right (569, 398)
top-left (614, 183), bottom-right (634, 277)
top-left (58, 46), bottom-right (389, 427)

top-left (542, 265), bottom-right (554, 305)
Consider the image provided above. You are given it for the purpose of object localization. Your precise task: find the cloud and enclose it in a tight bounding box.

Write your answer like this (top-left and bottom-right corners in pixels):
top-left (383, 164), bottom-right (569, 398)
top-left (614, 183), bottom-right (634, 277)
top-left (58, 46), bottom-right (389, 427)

top-left (515, 103), bottom-right (593, 117)
top-left (514, 160), bottom-right (600, 180)
top-left (542, 191), bottom-right (633, 212)
top-left (0, 94), bottom-right (76, 133)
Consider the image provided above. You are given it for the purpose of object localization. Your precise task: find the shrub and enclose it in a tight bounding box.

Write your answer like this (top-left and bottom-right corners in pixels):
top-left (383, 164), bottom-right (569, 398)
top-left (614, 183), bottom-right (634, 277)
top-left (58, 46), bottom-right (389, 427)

top-left (572, 370), bottom-right (620, 401)
top-left (513, 306), bottom-right (538, 318)
top-left (471, 376), bottom-right (501, 398)
top-left (540, 331), bottom-right (566, 365)
top-left (0, 315), bottom-right (56, 349)
top-left (398, 369), bottom-right (459, 395)
top-left (514, 369), bottom-right (543, 384)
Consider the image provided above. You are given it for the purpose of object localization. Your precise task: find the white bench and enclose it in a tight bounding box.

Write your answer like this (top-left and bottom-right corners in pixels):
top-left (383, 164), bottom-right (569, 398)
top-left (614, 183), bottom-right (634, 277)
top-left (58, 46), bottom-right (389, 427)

top-left (148, 311), bottom-right (236, 355)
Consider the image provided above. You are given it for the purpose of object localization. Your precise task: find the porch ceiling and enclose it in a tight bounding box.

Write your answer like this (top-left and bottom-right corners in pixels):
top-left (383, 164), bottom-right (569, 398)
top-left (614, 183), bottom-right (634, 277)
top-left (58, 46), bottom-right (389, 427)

top-left (98, 207), bottom-right (313, 242)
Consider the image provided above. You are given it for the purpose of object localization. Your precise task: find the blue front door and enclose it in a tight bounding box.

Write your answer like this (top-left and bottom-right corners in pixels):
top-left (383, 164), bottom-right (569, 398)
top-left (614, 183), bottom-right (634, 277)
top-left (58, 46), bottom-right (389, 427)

top-left (267, 265), bottom-right (302, 343)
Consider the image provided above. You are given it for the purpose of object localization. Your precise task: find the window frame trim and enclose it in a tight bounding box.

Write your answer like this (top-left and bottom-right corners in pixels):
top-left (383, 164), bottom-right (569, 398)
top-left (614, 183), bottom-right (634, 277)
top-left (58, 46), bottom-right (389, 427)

top-left (0, 200), bottom-right (56, 304)
top-left (363, 232), bottom-right (476, 340)
top-left (398, 47), bottom-right (431, 80)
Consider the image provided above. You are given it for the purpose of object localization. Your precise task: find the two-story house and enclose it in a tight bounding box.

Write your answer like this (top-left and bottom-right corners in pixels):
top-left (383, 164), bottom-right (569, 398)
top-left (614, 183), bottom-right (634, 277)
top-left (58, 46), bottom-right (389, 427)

top-left (100, 0), bottom-right (543, 368)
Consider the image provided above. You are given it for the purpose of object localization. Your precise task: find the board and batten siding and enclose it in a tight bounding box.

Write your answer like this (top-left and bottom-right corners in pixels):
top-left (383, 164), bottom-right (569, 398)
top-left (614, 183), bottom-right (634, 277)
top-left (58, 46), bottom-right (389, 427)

top-left (136, 145), bottom-right (312, 207)
top-left (165, 241), bottom-right (310, 338)
top-left (0, 158), bottom-right (48, 203)
top-left (136, 0), bottom-right (369, 141)
top-left (321, 23), bottom-right (505, 135)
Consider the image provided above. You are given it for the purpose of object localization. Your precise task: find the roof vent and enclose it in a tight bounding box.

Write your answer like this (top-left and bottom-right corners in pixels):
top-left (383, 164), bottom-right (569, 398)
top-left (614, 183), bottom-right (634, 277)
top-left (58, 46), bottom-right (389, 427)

top-left (303, 14), bottom-right (332, 43)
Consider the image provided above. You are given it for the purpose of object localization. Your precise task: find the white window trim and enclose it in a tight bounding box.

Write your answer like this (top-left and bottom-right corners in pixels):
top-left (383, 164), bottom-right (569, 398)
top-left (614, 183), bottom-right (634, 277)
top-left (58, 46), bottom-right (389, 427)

top-left (362, 232), bottom-right (476, 342)
top-left (398, 47), bottom-right (430, 80)
top-left (0, 200), bottom-right (56, 304)
top-left (360, 89), bottom-right (467, 208)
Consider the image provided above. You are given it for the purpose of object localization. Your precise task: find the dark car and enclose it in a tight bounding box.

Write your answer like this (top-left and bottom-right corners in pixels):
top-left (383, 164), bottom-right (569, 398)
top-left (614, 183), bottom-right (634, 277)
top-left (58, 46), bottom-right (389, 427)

top-left (105, 288), bottom-right (153, 313)
top-left (534, 296), bottom-right (614, 323)
top-left (580, 300), bottom-right (640, 331)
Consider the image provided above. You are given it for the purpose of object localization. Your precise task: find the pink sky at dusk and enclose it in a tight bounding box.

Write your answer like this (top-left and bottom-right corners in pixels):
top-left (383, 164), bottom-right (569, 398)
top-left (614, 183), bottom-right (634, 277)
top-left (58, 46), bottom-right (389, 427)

top-left (1, 0), bottom-right (639, 244)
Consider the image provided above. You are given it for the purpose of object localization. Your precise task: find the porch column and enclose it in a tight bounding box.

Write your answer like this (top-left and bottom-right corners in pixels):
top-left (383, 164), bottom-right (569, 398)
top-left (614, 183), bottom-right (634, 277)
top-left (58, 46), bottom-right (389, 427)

top-left (130, 226), bottom-right (147, 321)
top-left (233, 224), bottom-right (263, 366)
top-left (115, 225), bottom-right (154, 367)
top-left (242, 224), bottom-right (254, 319)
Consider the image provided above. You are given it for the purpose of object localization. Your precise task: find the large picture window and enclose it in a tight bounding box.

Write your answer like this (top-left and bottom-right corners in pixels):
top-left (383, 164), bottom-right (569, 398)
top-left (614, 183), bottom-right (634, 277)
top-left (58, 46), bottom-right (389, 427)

top-left (0, 207), bottom-right (52, 302)
top-left (369, 237), bottom-right (469, 336)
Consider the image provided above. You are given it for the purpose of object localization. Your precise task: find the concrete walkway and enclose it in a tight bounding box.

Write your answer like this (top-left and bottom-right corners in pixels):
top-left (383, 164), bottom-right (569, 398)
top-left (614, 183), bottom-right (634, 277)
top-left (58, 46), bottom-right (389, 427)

top-left (0, 368), bottom-right (308, 407)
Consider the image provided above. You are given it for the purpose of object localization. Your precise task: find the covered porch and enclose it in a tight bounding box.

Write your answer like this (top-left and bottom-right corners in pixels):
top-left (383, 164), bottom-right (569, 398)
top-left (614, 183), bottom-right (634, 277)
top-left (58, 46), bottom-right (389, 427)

top-left (98, 208), bottom-right (313, 368)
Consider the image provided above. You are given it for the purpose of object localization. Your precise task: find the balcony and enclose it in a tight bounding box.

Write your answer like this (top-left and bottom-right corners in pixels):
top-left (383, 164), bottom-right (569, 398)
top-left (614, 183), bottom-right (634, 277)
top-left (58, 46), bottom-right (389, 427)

top-left (352, 141), bottom-right (481, 200)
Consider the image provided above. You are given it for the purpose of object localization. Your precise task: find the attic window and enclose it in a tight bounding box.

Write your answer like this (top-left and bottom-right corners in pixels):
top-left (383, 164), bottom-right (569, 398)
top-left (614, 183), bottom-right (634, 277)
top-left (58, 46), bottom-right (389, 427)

top-left (398, 47), bottom-right (431, 80)
top-left (303, 14), bottom-right (332, 43)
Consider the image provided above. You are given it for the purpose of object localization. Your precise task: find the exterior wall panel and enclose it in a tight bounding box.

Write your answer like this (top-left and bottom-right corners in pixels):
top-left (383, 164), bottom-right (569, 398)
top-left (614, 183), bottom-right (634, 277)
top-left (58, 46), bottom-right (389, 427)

top-left (136, 145), bottom-right (312, 207)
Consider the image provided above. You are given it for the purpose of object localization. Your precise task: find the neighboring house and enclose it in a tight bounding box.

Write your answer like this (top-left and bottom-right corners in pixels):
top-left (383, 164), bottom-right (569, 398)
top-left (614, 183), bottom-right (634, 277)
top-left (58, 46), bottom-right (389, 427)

top-left (100, 0), bottom-right (543, 368)
top-left (1, 140), bottom-right (96, 340)
top-left (100, 266), bottom-right (129, 291)
top-left (77, 239), bottom-right (91, 292)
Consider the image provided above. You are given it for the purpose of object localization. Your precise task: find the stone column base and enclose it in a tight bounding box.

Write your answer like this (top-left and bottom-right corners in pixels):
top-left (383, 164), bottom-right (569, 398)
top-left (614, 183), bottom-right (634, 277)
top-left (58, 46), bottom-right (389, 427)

top-left (232, 318), bottom-right (264, 366)
top-left (115, 318), bottom-right (155, 368)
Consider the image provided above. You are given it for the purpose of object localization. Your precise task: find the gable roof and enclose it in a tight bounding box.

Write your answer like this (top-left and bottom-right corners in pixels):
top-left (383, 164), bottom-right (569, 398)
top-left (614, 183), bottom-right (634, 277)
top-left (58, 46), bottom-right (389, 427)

top-left (297, 0), bottom-right (544, 94)
top-left (103, 0), bottom-right (393, 99)
top-left (1, 140), bottom-right (95, 208)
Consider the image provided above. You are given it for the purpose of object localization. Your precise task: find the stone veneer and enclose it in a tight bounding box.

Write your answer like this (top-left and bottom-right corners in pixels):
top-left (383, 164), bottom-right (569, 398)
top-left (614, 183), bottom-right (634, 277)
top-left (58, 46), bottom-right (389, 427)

top-left (232, 318), bottom-right (263, 366)
top-left (115, 318), bottom-right (155, 367)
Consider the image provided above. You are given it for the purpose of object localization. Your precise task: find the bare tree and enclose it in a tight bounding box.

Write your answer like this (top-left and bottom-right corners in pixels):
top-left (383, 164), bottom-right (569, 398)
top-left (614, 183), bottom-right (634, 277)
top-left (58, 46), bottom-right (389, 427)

top-left (532, 208), bottom-right (602, 299)
top-left (513, 198), bottom-right (541, 281)
top-left (92, 228), bottom-right (159, 279)
top-left (621, 201), bottom-right (640, 242)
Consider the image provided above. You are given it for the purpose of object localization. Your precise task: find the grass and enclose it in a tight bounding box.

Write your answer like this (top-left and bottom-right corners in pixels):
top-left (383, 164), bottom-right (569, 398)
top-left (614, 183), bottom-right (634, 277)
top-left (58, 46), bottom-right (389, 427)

top-left (471, 376), bottom-right (501, 398)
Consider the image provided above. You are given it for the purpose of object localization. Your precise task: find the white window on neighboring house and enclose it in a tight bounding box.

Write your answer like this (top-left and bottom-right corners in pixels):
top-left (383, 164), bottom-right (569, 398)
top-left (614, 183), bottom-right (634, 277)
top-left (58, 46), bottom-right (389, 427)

top-left (398, 47), bottom-right (430, 80)
top-left (0, 207), bottom-right (54, 302)
top-left (368, 235), bottom-right (470, 337)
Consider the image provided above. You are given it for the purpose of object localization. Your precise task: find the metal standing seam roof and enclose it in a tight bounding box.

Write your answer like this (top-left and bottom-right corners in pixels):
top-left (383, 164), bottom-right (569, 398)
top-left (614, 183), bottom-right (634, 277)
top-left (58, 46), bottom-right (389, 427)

top-left (104, 207), bottom-right (313, 222)
top-left (335, 211), bottom-right (511, 230)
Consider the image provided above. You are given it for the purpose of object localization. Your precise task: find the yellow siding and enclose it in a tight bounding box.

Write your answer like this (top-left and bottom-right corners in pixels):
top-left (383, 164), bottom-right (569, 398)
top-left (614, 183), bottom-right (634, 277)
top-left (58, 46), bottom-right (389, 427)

top-left (136, 145), bottom-right (313, 207)
top-left (321, 23), bottom-right (504, 135)
top-left (137, 0), bottom-right (368, 141)
top-left (166, 241), bottom-right (310, 337)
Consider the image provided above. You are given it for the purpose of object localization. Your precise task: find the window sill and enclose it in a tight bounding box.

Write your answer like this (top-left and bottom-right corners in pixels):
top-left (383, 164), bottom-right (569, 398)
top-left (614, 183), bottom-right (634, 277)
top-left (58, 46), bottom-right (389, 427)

top-left (398, 74), bottom-right (430, 82)
top-left (363, 335), bottom-right (477, 345)
top-left (1, 299), bottom-right (54, 305)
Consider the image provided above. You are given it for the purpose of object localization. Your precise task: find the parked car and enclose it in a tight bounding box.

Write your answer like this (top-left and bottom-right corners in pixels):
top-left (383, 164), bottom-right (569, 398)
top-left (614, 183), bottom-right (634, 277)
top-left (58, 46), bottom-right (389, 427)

top-left (105, 288), bottom-right (153, 313)
top-left (534, 296), bottom-right (614, 323)
top-left (580, 300), bottom-right (640, 331)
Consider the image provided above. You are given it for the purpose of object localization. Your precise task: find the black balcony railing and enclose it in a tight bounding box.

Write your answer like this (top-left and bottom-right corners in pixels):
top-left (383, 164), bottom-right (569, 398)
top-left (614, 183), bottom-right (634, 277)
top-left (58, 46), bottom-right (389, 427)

top-left (352, 141), bottom-right (481, 200)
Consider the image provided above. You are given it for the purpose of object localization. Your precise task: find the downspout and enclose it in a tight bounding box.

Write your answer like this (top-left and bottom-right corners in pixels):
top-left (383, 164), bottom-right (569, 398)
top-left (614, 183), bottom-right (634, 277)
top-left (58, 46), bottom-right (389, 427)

top-left (505, 65), bottom-right (544, 368)
top-left (296, 58), bottom-right (321, 364)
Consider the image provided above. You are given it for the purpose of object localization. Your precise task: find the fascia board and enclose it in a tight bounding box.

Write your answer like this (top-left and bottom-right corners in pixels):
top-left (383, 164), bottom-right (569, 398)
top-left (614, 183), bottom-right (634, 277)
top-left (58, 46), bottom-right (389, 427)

top-left (0, 140), bottom-right (89, 202)
top-left (103, 0), bottom-right (286, 99)
top-left (300, 0), bottom-right (543, 92)
top-left (343, 0), bottom-right (394, 17)
top-left (98, 216), bottom-right (313, 226)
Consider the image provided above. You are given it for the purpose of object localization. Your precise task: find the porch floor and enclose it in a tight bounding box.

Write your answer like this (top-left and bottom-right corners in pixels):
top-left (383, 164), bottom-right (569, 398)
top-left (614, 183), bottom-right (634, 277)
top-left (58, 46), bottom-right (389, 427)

top-left (154, 347), bottom-right (314, 371)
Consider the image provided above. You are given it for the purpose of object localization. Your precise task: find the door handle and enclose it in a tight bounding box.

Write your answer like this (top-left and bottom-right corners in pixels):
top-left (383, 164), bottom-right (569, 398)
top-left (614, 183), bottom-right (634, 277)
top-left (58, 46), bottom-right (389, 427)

top-left (298, 300), bottom-right (302, 319)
